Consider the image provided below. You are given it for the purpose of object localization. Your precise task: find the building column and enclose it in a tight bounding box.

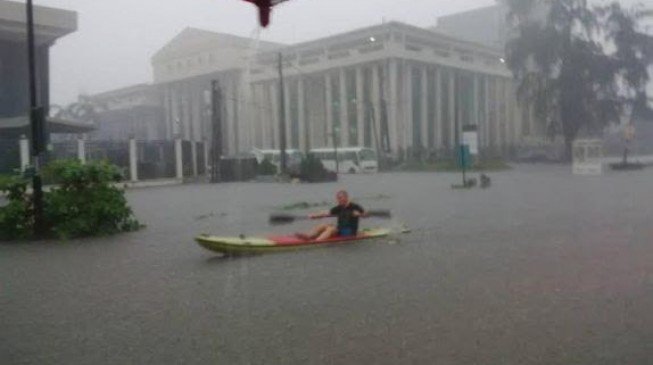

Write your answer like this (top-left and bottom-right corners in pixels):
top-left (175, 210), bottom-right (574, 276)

top-left (339, 68), bottom-right (348, 147)
top-left (495, 78), bottom-right (503, 149)
top-left (77, 136), bottom-right (86, 164)
top-left (435, 67), bottom-right (442, 148)
top-left (325, 73), bottom-right (334, 147)
top-left (297, 78), bottom-right (306, 151)
top-left (356, 66), bottom-right (365, 147)
top-left (371, 64), bottom-right (381, 150)
top-left (481, 77), bottom-right (490, 147)
top-left (449, 71), bottom-right (456, 148)
top-left (224, 83), bottom-right (234, 155)
top-left (472, 74), bottom-right (479, 127)
top-left (163, 87), bottom-right (172, 139)
top-left (269, 81), bottom-right (279, 149)
top-left (404, 63), bottom-right (413, 150)
top-left (388, 59), bottom-right (399, 153)
top-left (129, 137), bottom-right (138, 182)
top-left (284, 80), bottom-right (291, 149)
top-left (19, 136), bottom-right (29, 172)
top-left (421, 66), bottom-right (428, 149)
top-left (175, 137), bottom-right (183, 180)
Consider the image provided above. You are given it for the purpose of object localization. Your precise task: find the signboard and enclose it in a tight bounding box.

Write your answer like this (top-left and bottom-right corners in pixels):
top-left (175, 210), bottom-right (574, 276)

top-left (462, 125), bottom-right (478, 155)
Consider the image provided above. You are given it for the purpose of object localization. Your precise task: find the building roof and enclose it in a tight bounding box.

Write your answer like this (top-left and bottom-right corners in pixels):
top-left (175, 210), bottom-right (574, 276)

top-left (0, 0), bottom-right (77, 44)
top-left (256, 20), bottom-right (504, 59)
top-left (152, 27), bottom-right (283, 63)
top-left (0, 116), bottom-right (95, 137)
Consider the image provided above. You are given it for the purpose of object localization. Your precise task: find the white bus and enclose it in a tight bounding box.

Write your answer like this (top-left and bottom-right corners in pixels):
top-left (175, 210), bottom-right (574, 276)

top-left (251, 148), bottom-right (304, 173)
top-left (309, 147), bottom-right (378, 174)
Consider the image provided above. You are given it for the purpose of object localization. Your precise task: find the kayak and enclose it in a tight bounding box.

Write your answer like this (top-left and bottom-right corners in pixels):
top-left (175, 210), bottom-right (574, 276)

top-left (195, 227), bottom-right (391, 255)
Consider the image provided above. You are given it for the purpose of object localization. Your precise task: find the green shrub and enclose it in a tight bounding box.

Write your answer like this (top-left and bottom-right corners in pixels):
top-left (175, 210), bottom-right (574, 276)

top-left (44, 160), bottom-right (141, 239)
top-left (0, 175), bottom-right (32, 240)
top-left (0, 160), bottom-right (141, 241)
top-left (257, 158), bottom-right (277, 176)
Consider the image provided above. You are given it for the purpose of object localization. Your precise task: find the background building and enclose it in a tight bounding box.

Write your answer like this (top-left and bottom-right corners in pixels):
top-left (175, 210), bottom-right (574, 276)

top-left (90, 10), bottom-right (558, 161)
top-left (86, 84), bottom-right (164, 141)
top-left (0, 0), bottom-right (78, 135)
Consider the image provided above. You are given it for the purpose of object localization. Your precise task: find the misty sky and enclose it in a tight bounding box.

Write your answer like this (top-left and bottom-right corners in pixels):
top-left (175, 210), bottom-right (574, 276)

top-left (32, 0), bottom-right (645, 105)
top-left (36, 0), bottom-right (500, 105)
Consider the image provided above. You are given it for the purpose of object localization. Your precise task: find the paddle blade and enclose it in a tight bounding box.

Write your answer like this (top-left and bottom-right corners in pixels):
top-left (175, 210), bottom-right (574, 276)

top-left (367, 210), bottom-right (392, 219)
top-left (269, 213), bottom-right (298, 225)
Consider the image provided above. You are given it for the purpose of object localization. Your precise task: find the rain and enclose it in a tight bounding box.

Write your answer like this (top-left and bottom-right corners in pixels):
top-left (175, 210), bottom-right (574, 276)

top-left (1, 0), bottom-right (652, 364)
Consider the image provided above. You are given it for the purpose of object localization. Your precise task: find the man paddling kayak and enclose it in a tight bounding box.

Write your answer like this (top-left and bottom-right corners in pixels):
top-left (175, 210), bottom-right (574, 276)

top-left (296, 190), bottom-right (365, 241)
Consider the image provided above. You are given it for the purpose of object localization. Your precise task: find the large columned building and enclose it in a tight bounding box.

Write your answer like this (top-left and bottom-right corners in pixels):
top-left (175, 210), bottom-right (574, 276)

top-left (95, 17), bottom-right (548, 159)
top-left (247, 21), bottom-right (535, 158)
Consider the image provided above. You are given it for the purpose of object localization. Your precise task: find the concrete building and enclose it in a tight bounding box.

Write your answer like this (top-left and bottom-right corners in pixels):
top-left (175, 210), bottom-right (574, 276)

top-left (435, 4), bottom-right (511, 49)
top-left (151, 22), bottom-right (538, 159)
top-left (152, 27), bottom-right (282, 153)
top-left (0, 0), bottom-right (79, 136)
top-left (91, 12), bottom-right (555, 160)
top-left (86, 84), bottom-right (164, 141)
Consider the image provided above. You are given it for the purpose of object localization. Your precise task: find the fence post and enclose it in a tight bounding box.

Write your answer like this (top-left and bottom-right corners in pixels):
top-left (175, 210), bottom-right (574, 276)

top-left (175, 137), bottom-right (183, 180)
top-left (77, 135), bottom-right (86, 164)
top-left (203, 139), bottom-right (210, 177)
top-left (191, 140), bottom-right (198, 177)
top-left (19, 135), bottom-right (30, 172)
top-left (129, 137), bottom-right (138, 182)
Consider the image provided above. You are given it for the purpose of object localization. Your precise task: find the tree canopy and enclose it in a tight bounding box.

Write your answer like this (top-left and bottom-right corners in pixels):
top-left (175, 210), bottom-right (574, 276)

top-left (505, 0), bottom-right (653, 159)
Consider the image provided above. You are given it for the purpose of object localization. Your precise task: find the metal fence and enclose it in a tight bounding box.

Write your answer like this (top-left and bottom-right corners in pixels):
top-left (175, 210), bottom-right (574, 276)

top-left (137, 140), bottom-right (176, 180)
top-left (182, 141), bottom-right (193, 177)
top-left (49, 141), bottom-right (78, 161)
top-left (85, 140), bottom-right (131, 180)
top-left (197, 142), bottom-right (205, 175)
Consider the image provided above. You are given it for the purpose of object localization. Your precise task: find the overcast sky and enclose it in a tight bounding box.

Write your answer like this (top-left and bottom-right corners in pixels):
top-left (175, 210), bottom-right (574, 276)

top-left (32, 0), bottom-right (646, 105)
top-left (35, 0), bottom-right (503, 105)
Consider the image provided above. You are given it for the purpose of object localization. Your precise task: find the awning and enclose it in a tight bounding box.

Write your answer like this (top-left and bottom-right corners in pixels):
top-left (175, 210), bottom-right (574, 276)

top-left (0, 116), bottom-right (96, 138)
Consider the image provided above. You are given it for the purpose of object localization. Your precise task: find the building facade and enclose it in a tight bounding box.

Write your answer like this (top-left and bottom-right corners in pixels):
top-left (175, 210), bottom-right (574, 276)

top-left (86, 84), bottom-right (164, 141)
top-left (246, 21), bottom-right (537, 159)
top-left (0, 0), bottom-right (77, 134)
top-left (94, 20), bottom-right (550, 159)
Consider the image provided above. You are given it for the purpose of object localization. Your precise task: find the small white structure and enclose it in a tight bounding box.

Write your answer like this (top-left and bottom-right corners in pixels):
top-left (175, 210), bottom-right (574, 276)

top-left (572, 139), bottom-right (603, 175)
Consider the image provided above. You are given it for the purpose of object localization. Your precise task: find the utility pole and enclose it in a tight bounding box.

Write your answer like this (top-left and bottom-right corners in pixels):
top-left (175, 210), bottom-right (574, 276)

top-left (210, 80), bottom-right (223, 183)
top-left (26, 0), bottom-right (46, 236)
top-left (277, 53), bottom-right (288, 175)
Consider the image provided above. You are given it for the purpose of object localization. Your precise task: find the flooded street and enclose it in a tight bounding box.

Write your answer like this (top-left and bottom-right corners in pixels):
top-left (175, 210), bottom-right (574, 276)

top-left (2, 166), bottom-right (653, 364)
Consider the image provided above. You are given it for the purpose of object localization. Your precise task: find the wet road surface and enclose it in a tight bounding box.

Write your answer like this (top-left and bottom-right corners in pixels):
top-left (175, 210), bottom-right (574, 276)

top-left (2, 165), bottom-right (652, 364)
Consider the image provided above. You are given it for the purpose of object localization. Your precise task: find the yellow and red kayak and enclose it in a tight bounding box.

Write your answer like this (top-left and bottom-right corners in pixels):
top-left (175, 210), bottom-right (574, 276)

top-left (195, 227), bottom-right (391, 255)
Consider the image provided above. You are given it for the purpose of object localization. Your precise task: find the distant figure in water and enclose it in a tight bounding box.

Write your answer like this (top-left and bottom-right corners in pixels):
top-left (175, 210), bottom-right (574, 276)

top-left (296, 190), bottom-right (365, 241)
top-left (480, 174), bottom-right (491, 189)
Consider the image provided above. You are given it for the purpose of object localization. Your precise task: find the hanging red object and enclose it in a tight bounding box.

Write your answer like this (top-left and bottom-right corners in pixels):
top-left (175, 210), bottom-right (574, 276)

top-left (241, 0), bottom-right (289, 27)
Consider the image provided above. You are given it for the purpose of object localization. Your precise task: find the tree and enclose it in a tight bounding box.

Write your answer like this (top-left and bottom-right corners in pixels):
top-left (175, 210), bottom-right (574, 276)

top-left (505, 0), bottom-right (653, 160)
top-left (51, 95), bottom-right (105, 124)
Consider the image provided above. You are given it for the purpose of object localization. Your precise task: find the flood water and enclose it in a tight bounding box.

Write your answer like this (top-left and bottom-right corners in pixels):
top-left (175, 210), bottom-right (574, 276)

top-left (2, 165), bottom-right (652, 364)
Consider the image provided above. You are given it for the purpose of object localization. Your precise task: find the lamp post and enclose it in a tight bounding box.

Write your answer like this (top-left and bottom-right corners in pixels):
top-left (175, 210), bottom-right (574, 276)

top-left (26, 0), bottom-right (46, 236)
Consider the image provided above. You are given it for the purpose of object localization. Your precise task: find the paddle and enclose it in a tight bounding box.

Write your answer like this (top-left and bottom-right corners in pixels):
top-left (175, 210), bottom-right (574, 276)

top-left (269, 210), bottom-right (392, 225)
